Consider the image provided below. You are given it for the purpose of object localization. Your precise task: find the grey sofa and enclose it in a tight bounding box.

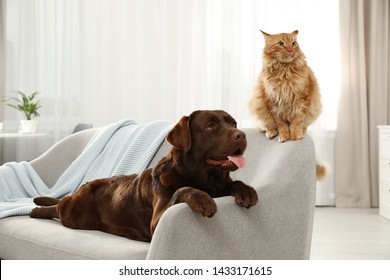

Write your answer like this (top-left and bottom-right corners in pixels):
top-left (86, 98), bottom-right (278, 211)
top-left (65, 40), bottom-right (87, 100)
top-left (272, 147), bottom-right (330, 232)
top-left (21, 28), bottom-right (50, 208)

top-left (0, 127), bottom-right (316, 260)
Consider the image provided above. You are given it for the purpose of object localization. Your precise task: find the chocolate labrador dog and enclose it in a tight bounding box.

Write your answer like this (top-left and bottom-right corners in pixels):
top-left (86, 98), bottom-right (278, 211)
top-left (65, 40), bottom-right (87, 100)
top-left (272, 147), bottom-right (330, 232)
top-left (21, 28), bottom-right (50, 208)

top-left (30, 110), bottom-right (258, 242)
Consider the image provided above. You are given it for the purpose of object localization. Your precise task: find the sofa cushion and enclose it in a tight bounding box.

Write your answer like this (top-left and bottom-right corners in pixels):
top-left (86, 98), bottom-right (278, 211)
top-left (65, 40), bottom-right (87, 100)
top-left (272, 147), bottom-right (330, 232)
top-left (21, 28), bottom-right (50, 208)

top-left (0, 216), bottom-right (149, 260)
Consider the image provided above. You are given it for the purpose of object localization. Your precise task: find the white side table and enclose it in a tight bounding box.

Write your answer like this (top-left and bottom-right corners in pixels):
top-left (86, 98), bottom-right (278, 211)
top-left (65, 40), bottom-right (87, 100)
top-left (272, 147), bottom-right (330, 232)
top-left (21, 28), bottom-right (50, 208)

top-left (0, 132), bottom-right (50, 139)
top-left (0, 132), bottom-right (52, 164)
top-left (378, 126), bottom-right (390, 220)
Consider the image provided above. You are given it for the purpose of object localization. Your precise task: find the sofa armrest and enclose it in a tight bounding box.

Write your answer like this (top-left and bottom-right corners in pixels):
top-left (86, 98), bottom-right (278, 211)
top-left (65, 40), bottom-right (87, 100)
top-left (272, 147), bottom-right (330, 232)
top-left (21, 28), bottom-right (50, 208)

top-left (146, 130), bottom-right (316, 260)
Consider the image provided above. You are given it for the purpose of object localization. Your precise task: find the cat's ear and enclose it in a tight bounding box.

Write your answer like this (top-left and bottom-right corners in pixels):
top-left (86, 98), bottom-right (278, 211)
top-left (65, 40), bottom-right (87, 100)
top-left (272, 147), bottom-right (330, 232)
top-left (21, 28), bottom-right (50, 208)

top-left (260, 30), bottom-right (271, 41)
top-left (292, 30), bottom-right (299, 35)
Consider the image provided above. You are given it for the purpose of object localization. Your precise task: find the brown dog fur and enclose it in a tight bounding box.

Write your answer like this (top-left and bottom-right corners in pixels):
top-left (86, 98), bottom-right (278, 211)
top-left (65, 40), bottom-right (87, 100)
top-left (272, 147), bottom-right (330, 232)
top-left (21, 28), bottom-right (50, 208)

top-left (30, 110), bottom-right (258, 242)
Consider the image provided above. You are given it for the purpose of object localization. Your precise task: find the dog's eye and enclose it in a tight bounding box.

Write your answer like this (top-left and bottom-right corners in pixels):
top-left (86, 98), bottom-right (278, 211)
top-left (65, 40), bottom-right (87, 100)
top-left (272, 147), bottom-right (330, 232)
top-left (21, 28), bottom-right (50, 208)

top-left (232, 121), bottom-right (237, 128)
top-left (206, 123), bottom-right (216, 130)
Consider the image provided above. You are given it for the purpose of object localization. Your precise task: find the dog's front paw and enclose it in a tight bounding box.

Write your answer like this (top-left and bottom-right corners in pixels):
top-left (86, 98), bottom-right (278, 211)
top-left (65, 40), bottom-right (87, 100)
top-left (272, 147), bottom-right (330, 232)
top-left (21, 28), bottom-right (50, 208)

top-left (188, 192), bottom-right (217, 217)
top-left (232, 183), bottom-right (258, 209)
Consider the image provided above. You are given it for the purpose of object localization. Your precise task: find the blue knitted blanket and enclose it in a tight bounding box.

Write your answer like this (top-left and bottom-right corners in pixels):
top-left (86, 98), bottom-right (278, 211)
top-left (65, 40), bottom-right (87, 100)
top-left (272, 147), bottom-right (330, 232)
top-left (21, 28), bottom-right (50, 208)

top-left (0, 119), bottom-right (172, 219)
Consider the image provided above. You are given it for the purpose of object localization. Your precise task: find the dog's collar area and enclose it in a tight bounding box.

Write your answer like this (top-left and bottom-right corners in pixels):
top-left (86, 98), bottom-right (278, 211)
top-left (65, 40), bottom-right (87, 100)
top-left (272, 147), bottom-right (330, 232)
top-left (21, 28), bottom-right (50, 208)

top-left (206, 155), bottom-right (246, 168)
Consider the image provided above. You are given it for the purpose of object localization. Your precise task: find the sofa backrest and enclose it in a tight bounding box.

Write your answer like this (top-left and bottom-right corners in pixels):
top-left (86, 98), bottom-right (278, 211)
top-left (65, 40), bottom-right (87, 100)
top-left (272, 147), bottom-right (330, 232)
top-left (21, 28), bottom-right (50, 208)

top-left (30, 128), bottom-right (171, 188)
top-left (147, 140), bottom-right (171, 168)
top-left (30, 128), bottom-right (98, 187)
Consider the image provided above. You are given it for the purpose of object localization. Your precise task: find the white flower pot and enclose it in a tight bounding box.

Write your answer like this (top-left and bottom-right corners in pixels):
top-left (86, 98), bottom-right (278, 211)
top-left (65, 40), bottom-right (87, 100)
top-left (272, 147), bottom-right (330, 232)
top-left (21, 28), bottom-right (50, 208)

top-left (18, 119), bottom-right (38, 134)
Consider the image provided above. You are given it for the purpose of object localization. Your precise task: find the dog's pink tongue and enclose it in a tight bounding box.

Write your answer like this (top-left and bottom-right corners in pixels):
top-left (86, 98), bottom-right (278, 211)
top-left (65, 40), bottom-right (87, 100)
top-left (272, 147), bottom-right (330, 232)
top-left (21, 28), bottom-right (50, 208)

top-left (227, 155), bottom-right (246, 168)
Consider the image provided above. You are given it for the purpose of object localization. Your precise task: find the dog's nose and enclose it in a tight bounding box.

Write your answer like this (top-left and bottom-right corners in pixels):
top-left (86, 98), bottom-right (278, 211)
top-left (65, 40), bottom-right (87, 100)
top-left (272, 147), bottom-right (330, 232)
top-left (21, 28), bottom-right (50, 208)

top-left (232, 130), bottom-right (246, 141)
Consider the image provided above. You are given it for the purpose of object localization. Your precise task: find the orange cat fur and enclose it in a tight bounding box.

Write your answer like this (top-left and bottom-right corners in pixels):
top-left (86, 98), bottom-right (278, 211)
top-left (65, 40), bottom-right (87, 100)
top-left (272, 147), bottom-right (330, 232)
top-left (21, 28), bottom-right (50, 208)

top-left (248, 30), bottom-right (321, 143)
top-left (249, 30), bottom-right (327, 180)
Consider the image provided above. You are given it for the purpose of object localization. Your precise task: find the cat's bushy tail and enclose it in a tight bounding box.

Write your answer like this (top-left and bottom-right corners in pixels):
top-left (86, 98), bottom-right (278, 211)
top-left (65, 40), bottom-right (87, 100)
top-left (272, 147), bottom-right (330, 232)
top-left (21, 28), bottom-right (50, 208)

top-left (316, 155), bottom-right (328, 181)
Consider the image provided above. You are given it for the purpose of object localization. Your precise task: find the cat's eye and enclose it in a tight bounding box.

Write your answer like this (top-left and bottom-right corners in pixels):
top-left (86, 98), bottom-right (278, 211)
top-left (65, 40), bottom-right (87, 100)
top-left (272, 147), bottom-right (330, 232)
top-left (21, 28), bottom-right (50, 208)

top-left (292, 41), bottom-right (298, 46)
top-left (277, 42), bottom-right (284, 46)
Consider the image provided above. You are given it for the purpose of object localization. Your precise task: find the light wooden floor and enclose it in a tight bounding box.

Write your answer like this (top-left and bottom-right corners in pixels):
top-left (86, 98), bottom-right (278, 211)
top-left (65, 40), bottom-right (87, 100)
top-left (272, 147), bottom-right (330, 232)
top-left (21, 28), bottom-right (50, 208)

top-left (310, 207), bottom-right (390, 260)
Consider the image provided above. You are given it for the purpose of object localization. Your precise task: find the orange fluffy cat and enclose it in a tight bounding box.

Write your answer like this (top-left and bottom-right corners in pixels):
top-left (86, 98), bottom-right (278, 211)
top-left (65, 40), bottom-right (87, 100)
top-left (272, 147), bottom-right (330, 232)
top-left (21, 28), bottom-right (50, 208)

top-left (249, 30), bottom-right (321, 143)
top-left (249, 30), bottom-right (326, 180)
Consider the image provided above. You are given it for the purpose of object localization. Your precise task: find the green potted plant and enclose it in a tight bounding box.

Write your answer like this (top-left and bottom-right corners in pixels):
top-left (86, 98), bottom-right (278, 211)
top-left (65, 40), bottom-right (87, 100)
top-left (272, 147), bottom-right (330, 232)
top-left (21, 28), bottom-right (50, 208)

top-left (2, 90), bottom-right (42, 133)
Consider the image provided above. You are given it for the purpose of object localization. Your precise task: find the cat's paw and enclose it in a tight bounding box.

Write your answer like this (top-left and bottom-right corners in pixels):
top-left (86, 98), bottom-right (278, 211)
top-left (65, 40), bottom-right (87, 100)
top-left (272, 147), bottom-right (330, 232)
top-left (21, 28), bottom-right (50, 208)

top-left (278, 132), bottom-right (290, 143)
top-left (290, 131), bottom-right (304, 140)
top-left (265, 129), bottom-right (278, 139)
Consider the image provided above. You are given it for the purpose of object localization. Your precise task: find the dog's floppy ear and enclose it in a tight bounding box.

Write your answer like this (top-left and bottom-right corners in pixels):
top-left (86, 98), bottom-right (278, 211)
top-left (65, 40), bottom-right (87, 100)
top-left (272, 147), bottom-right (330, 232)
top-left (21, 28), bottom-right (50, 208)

top-left (167, 115), bottom-right (191, 152)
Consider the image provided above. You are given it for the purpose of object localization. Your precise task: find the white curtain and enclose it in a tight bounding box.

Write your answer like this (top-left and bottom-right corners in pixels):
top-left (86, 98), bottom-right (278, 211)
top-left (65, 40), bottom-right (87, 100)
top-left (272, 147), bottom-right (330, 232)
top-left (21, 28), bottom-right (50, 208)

top-left (335, 0), bottom-right (390, 208)
top-left (0, 0), bottom-right (5, 163)
top-left (4, 0), bottom-right (340, 204)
